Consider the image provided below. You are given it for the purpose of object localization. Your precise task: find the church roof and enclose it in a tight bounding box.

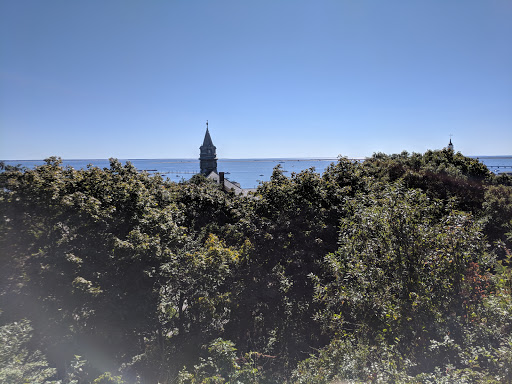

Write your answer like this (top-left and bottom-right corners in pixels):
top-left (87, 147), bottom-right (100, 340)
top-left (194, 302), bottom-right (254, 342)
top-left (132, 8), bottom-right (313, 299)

top-left (202, 128), bottom-right (215, 148)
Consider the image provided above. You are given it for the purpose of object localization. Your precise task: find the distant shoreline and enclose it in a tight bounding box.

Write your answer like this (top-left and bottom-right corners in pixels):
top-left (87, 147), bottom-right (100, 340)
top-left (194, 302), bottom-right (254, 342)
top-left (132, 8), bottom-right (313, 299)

top-left (2, 155), bottom-right (511, 162)
top-left (3, 156), bottom-right (512, 188)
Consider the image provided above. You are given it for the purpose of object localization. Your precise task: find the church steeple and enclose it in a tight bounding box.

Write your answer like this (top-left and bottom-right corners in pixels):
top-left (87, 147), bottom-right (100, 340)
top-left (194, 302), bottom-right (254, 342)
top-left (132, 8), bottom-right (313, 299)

top-left (447, 135), bottom-right (454, 151)
top-left (199, 120), bottom-right (217, 175)
top-left (202, 121), bottom-right (214, 147)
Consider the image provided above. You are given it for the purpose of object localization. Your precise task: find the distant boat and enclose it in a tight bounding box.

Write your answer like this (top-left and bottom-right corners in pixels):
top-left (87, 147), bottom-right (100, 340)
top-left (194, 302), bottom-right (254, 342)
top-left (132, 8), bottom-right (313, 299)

top-left (259, 174), bottom-right (264, 176)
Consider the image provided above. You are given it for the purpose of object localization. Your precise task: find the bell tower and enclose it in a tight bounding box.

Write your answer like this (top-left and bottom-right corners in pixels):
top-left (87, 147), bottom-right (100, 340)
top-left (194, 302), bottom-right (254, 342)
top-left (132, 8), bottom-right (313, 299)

top-left (199, 120), bottom-right (217, 175)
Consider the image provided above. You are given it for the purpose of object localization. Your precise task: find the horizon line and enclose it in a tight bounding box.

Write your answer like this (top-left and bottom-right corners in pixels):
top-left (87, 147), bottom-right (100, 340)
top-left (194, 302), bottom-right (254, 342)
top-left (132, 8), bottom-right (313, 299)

top-left (2, 154), bottom-right (512, 162)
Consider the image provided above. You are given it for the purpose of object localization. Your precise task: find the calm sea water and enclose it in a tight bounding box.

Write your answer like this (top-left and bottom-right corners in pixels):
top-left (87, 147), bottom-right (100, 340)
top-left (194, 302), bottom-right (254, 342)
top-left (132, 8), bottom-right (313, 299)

top-left (2, 156), bottom-right (512, 189)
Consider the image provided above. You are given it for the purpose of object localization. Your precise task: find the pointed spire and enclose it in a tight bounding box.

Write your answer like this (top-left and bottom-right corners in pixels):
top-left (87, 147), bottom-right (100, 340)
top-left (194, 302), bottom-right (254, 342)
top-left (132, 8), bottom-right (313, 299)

top-left (448, 134), bottom-right (454, 150)
top-left (202, 120), bottom-right (214, 147)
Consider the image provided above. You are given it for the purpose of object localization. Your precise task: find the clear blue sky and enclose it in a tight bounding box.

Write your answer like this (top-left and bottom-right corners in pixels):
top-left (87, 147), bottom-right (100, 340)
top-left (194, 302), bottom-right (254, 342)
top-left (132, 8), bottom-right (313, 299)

top-left (1, 1), bottom-right (511, 160)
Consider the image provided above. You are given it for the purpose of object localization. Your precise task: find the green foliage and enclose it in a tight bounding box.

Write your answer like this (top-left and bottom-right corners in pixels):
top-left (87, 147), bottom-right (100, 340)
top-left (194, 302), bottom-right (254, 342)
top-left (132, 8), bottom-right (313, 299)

top-left (296, 183), bottom-right (512, 383)
top-left (64, 355), bottom-right (89, 384)
top-left (0, 319), bottom-right (57, 384)
top-left (0, 157), bottom-right (186, 381)
top-left (150, 234), bottom-right (246, 378)
top-left (482, 185), bottom-right (512, 246)
top-left (92, 372), bottom-right (126, 384)
top-left (292, 338), bottom-right (413, 383)
top-left (177, 339), bottom-right (265, 384)
top-left (361, 149), bottom-right (490, 213)
top-left (316, 184), bottom-right (487, 339)
top-left (1, 152), bottom-right (511, 383)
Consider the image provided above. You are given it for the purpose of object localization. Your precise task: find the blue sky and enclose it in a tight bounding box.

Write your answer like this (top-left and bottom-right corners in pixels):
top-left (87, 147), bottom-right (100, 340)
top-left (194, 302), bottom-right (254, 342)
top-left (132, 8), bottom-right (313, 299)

top-left (1, 1), bottom-right (511, 159)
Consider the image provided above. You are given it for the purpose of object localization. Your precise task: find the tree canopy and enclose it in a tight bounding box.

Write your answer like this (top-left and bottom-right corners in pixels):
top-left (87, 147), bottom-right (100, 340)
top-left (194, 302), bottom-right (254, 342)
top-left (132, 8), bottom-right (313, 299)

top-left (1, 150), bottom-right (511, 383)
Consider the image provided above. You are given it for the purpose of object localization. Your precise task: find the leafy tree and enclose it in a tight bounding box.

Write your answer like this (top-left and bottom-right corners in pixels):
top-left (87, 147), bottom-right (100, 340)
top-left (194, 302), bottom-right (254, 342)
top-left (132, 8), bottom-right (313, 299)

top-left (145, 234), bottom-right (246, 381)
top-left (301, 183), bottom-right (509, 382)
top-left (482, 185), bottom-right (512, 247)
top-left (0, 319), bottom-right (57, 384)
top-left (0, 158), bottom-right (185, 380)
top-left (177, 338), bottom-right (265, 384)
top-left (360, 149), bottom-right (491, 213)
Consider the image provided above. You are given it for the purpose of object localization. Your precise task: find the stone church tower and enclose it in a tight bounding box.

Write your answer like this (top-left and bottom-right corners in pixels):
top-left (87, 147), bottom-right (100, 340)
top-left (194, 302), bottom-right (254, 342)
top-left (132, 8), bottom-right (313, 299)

top-left (199, 121), bottom-right (217, 175)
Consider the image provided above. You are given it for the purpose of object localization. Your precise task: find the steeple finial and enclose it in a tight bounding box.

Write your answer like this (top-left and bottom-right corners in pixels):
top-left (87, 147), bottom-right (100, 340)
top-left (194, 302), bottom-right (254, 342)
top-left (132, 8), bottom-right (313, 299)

top-left (206, 120), bottom-right (208, 130)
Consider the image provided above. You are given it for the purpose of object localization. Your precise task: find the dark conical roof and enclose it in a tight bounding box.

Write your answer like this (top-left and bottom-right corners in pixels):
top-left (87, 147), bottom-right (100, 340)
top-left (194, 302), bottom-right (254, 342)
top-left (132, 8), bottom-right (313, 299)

top-left (202, 128), bottom-right (214, 147)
